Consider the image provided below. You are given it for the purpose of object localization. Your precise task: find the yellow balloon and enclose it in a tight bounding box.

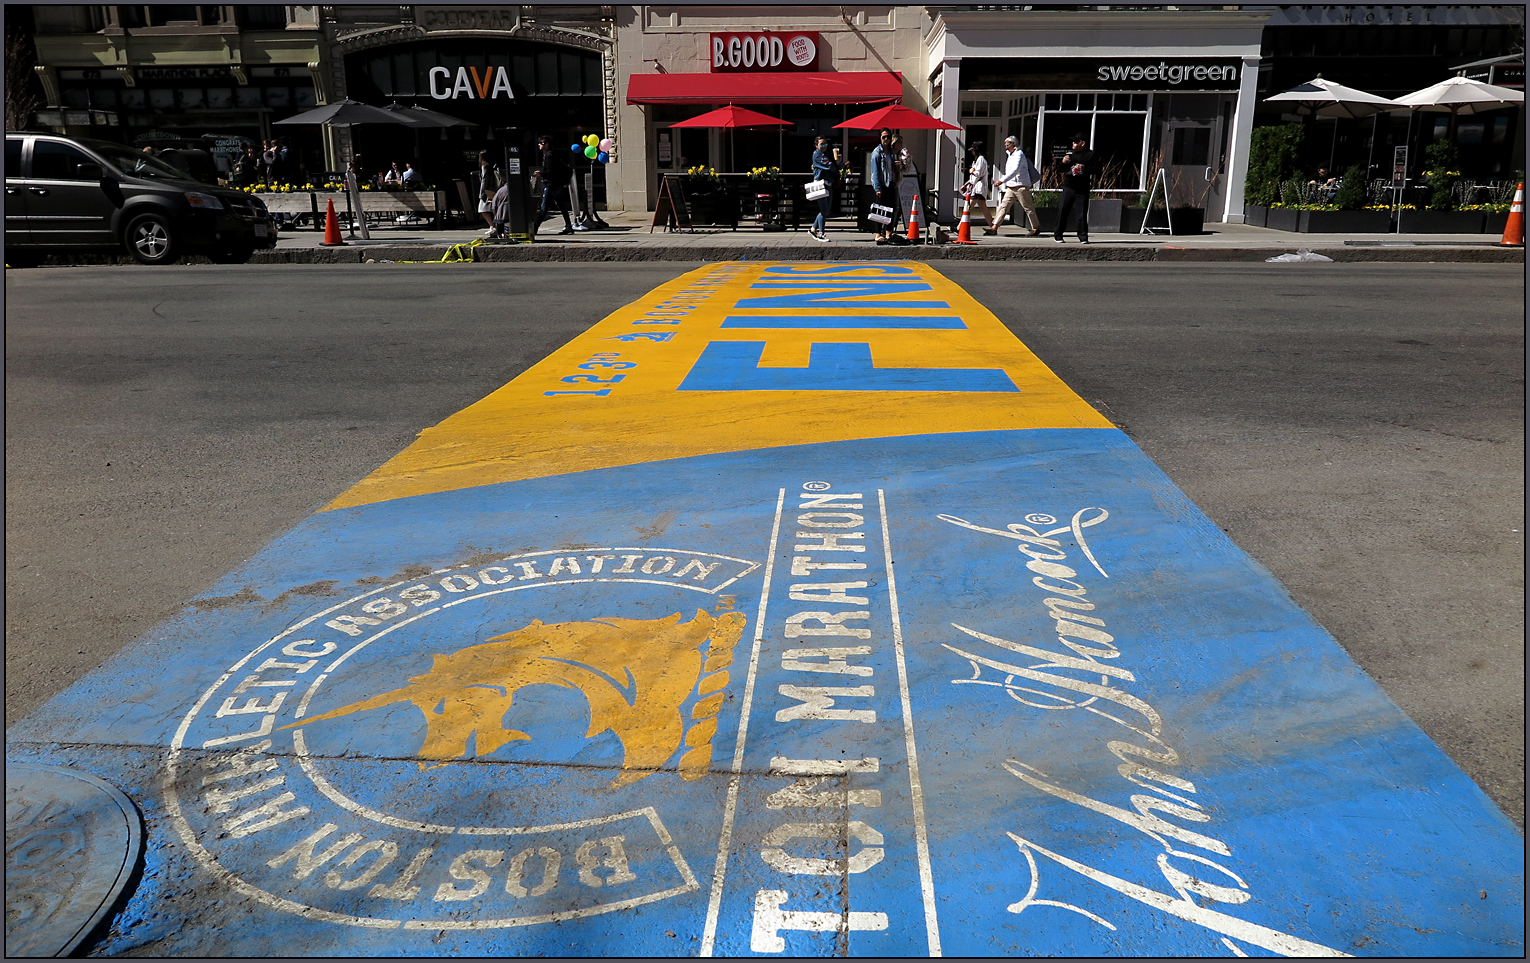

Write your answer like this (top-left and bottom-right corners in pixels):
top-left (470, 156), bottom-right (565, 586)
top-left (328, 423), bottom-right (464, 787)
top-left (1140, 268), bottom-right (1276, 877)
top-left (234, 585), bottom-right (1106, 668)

top-left (586, 134), bottom-right (600, 147)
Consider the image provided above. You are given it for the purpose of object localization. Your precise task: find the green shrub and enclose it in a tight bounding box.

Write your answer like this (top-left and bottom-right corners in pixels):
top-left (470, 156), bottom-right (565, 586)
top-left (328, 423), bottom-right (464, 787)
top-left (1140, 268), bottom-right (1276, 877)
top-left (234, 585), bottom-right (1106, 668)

top-left (1423, 139), bottom-right (1459, 210)
top-left (1244, 124), bottom-right (1304, 207)
top-left (1332, 165), bottom-right (1367, 210)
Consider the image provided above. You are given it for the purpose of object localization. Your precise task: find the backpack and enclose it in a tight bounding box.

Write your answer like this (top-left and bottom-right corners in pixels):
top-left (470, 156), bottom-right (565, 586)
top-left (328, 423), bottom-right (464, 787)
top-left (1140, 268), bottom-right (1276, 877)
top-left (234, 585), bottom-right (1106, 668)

top-left (1026, 154), bottom-right (1042, 185)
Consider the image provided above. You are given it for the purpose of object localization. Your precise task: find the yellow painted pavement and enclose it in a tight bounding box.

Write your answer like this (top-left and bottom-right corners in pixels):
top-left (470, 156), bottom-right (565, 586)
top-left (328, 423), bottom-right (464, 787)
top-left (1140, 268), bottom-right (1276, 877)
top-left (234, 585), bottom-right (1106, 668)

top-left (326, 261), bottom-right (1110, 511)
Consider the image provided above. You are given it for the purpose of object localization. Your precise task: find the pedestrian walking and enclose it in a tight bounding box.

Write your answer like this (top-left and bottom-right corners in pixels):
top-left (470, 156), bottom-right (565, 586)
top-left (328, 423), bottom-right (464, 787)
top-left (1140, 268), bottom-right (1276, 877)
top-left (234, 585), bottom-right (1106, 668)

top-left (260, 140), bottom-right (278, 184)
top-left (1053, 133), bottom-right (1097, 244)
top-left (869, 127), bottom-right (903, 245)
top-left (475, 150), bottom-right (500, 236)
top-left (991, 135), bottom-right (1043, 237)
top-left (233, 145), bottom-right (257, 186)
top-left (533, 135), bottom-right (574, 236)
top-left (893, 136), bottom-right (921, 234)
top-left (963, 141), bottom-right (995, 230)
top-left (490, 181), bottom-right (511, 238)
top-left (809, 135), bottom-right (835, 242)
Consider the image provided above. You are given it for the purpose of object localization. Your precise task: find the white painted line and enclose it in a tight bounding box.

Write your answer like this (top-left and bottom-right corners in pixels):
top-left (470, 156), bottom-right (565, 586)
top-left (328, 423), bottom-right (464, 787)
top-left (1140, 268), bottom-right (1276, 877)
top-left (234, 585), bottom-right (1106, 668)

top-left (700, 487), bottom-right (787, 958)
top-left (879, 489), bottom-right (942, 957)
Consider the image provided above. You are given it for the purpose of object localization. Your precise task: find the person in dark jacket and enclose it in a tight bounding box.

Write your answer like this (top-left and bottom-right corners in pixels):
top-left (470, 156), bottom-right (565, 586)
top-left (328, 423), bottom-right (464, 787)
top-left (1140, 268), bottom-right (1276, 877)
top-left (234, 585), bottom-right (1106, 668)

top-left (534, 135), bottom-right (573, 236)
top-left (1053, 132), bottom-right (1097, 244)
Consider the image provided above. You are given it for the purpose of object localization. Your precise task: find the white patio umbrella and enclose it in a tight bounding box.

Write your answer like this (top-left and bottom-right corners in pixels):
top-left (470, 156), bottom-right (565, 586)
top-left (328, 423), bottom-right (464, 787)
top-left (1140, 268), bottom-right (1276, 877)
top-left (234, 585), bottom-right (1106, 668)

top-left (1264, 75), bottom-right (1400, 172)
top-left (1392, 75), bottom-right (1525, 141)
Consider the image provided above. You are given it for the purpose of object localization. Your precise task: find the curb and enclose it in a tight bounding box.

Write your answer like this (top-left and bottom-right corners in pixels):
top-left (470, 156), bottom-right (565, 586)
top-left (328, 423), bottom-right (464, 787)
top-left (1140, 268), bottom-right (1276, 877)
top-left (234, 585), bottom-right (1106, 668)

top-left (254, 244), bottom-right (1523, 264)
top-left (16, 244), bottom-right (1524, 267)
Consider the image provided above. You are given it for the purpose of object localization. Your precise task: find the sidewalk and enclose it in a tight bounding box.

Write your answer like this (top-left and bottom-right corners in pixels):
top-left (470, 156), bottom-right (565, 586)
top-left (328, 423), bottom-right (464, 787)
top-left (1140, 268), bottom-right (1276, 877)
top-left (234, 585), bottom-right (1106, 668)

top-left (257, 209), bottom-right (1523, 263)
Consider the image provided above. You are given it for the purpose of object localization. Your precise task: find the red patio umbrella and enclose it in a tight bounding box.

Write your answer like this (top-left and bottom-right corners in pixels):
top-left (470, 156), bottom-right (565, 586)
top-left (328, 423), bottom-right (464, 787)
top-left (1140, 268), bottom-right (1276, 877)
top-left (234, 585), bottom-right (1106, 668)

top-left (669, 105), bottom-right (791, 171)
top-left (834, 104), bottom-right (961, 131)
top-left (669, 105), bottom-right (792, 129)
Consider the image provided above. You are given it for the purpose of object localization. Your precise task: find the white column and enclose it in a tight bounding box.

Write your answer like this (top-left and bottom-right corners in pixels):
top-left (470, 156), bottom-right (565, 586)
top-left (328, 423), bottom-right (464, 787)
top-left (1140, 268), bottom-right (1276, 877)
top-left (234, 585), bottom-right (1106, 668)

top-left (1222, 54), bottom-right (1261, 224)
top-left (936, 57), bottom-right (962, 224)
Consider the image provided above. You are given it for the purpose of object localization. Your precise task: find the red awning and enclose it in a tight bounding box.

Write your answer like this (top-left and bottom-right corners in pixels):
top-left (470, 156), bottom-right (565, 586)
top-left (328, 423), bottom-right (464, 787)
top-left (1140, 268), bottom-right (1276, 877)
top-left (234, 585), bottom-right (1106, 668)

top-left (627, 71), bottom-right (903, 106)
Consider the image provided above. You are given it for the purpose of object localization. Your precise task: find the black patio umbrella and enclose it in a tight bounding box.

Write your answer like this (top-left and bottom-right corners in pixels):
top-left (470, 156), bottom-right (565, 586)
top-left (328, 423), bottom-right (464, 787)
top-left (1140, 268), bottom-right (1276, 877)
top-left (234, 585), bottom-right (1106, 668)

top-left (273, 99), bottom-right (428, 129)
top-left (383, 103), bottom-right (473, 128)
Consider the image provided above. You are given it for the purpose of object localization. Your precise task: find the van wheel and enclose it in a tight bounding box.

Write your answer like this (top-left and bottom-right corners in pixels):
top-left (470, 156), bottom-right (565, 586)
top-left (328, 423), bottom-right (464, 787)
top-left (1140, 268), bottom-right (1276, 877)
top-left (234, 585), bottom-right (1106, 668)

top-left (207, 243), bottom-right (255, 264)
top-left (124, 213), bottom-right (180, 265)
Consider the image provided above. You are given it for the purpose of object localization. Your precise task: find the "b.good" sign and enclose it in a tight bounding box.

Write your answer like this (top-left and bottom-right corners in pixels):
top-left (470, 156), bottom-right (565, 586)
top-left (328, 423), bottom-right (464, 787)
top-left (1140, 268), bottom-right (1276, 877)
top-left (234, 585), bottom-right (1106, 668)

top-left (710, 32), bottom-right (819, 72)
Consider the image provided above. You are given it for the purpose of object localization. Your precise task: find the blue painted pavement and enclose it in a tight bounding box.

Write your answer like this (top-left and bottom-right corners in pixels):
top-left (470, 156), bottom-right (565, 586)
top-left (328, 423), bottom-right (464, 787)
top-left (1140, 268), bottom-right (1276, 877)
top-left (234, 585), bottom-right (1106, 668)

top-left (5, 262), bottom-right (1523, 957)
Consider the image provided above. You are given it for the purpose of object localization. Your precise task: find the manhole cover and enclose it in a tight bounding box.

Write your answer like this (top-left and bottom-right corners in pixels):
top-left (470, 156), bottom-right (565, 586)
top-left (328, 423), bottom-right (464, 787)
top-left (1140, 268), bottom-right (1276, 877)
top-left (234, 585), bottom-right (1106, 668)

top-left (5, 763), bottom-right (143, 958)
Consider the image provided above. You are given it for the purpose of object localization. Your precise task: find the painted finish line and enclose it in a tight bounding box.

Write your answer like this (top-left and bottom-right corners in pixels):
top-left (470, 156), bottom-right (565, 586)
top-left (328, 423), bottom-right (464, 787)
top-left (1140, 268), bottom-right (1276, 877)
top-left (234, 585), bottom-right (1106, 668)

top-left (6, 262), bottom-right (1523, 958)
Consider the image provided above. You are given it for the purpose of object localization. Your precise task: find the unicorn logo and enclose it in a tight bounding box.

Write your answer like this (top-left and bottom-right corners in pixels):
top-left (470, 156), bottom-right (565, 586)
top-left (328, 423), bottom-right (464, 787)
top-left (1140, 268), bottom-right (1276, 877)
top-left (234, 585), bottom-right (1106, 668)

top-left (285, 609), bottom-right (746, 788)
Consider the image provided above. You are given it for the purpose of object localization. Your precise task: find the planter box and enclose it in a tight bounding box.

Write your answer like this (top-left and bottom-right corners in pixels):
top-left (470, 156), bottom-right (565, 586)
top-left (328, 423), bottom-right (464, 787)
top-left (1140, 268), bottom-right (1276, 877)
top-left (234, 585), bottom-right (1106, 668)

top-left (1397, 210), bottom-right (1485, 234)
top-left (1024, 198), bottom-right (1121, 234)
top-left (1482, 212), bottom-right (1509, 236)
top-left (1169, 207), bottom-right (1204, 235)
top-left (1242, 204), bottom-right (1269, 228)
top-left (1124, 207), bottom-right (1204, 234)
top-left (253, 192), bottom-right (316, 214)
top-left (1086, 198), bottom-right (1123, 233)
top-left (1266, 208), bottom-right (1302, 233)
top-left (1298, 210), bottom-right (1393, 233)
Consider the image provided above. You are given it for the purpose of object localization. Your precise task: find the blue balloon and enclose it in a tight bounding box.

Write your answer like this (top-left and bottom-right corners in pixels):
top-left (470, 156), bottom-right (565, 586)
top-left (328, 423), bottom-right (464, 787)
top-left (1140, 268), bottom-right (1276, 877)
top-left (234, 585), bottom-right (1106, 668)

top-left (570, 143), bottom-right (582, 153)
top-left (597, 151), bottom-right (609, 164)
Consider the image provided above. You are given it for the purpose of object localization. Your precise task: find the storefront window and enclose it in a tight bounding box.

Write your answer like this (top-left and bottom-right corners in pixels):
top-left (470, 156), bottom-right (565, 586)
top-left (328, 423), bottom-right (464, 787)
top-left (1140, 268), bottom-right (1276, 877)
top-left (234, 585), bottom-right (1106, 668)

top-left (147, 6), bottom-right (198, 26)
top-left (1172, 126), bottom-right (1211, 166)
top-left (240, 5), bottom-right (286, 27)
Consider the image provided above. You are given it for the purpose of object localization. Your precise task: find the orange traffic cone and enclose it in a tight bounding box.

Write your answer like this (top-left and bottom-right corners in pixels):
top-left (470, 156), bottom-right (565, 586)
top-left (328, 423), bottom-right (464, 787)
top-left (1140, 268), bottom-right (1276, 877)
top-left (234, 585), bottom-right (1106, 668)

top-left (320, 198), bottom-right (346, 246)
top-left (1499, 182), bottom-right (1524, 247)
top-left (907, 193), bottom-right (922, 244)
top-left (954, 193), bottom-right (977, 244)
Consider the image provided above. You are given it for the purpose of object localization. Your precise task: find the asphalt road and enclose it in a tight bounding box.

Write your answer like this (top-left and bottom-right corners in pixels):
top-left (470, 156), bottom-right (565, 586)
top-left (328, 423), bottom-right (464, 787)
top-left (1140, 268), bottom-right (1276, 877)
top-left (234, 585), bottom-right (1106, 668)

top-left (5, 261), bottom-right (1523, 826)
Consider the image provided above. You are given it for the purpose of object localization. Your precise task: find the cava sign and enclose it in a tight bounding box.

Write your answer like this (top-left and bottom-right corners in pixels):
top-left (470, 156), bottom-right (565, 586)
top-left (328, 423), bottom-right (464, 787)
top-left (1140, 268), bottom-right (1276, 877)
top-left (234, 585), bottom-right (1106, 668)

top-left (711, 32), bottom-right (820, 72)
top-left (428, 65), bottom-right (515, 100)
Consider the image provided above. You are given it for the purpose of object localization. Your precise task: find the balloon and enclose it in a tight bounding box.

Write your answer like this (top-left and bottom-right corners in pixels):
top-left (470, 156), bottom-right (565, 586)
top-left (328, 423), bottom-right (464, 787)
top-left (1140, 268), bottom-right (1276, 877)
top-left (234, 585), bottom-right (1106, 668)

top-left (597, 151), bottom-right (609, 163)
top-left (571, 143), bottom-right (582, 152)
top-left (585, 134), bottom-right (600, 147)
top-left (599, 138), bottom-right (614, 152)
top-left (584, 145), bottom-right (598, 159)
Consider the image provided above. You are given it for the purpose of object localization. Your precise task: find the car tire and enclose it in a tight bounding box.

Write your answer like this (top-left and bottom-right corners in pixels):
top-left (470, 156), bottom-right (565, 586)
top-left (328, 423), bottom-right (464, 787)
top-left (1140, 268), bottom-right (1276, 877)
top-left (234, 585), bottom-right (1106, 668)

top-left (207, 243), bottom-right (255, 264)
top-left (124, 213), bottom-right (180, 265)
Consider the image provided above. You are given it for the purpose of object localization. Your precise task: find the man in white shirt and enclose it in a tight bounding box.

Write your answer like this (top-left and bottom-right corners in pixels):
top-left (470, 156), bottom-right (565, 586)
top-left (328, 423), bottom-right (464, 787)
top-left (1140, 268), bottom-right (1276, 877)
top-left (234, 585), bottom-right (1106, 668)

top-left (991, 135), bottom-right (1043, 237)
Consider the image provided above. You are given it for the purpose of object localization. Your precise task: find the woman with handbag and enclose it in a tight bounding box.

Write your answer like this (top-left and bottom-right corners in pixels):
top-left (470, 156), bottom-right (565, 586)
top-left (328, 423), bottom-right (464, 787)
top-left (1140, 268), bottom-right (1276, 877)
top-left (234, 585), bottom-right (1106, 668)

top-left (809, 136), bottom-right (835, 242)
top-left (963, 142), bottom-right (994, 229)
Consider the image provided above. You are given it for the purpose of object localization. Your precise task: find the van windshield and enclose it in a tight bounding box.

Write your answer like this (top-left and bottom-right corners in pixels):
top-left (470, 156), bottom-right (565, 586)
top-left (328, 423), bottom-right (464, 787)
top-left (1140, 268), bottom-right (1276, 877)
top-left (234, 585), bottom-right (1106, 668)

top-left (89, 143), bottom-right (191, 180)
